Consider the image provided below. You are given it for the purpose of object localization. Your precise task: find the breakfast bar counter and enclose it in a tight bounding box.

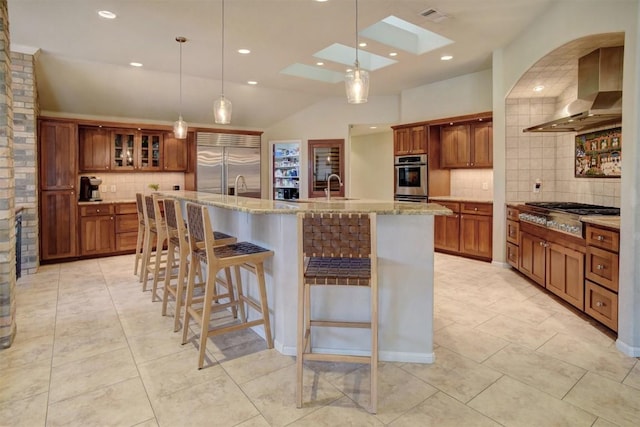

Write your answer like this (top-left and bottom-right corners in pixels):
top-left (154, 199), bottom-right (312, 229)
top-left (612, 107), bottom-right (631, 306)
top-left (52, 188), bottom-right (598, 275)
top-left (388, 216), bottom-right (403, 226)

top-left (158, 190), bottom-right (450, 363)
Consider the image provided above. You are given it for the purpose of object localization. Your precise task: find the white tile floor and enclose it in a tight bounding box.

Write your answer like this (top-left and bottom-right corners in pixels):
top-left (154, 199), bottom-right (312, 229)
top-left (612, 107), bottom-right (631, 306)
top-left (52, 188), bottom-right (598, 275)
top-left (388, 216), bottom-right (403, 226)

top-left (1, 253), bottom-right (639, 426)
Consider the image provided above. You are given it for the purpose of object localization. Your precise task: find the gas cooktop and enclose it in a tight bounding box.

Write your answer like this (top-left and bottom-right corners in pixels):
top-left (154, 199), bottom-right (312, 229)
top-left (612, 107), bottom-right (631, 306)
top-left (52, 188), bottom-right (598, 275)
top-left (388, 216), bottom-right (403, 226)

top-left (519, 202), bottom-right (620, 238)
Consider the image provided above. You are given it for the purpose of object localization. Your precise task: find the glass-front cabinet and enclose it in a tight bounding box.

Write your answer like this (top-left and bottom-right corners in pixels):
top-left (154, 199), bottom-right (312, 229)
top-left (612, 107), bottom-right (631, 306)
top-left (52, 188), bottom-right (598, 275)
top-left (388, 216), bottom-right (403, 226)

top-left (308, 139), bottom-right (344, 198)
top-left (111, 130), bottom-right (163, 171)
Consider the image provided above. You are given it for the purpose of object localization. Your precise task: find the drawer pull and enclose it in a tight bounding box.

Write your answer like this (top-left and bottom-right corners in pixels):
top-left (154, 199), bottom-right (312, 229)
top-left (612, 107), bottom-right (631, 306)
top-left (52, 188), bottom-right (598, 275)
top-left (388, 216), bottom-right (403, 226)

top-left (474, 207), bottom-right (478, 211)
top-left (595, 301), bottom-right (605, 307)
top-left (596, 235), bottom-right (605, 241)
top-left (97, 209), bottom-right (100, 213)
top-left (596, 264), bottom-right (605, 270)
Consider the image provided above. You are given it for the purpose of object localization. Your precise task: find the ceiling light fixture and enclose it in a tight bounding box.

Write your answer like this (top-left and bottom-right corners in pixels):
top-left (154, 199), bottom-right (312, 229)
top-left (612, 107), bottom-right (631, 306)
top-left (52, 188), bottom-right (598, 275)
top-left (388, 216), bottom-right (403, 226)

top-left (238, 48), bottom-right (250, 54)
top-left (345, 0), bottom-right (369, 104)
top-left (173, 36), bottom-right (188, 139)
top-left (214, 0), bottom-right (232, 124)
top-left (440, 55), bottom-right (453, 61)
top-left (98, 10), bottom-right (116, 19)
top-left (389, 52), bottom-right (398, 57)
top-left (247, 80), bottom-right (257, 85)
top-left (129, 62), bottom-right (143, 67)
top-left (533, 85), bottom-right (545, 92)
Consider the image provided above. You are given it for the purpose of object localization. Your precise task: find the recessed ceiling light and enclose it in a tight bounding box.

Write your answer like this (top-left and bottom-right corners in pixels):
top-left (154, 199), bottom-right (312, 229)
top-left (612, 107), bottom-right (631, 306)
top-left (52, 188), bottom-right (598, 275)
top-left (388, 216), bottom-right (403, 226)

top-left (533, 85), bottom-right (545, 92)
top-left (315, 0), bottom-right (329, 2)
top-left (238, 48), bottom-right (251, 54)
top-left (369, 126), bottom-right (377, 129)
top-left (359, 42), bottom-right (367, 47)
top-left (316, 61), bottom-right (324, 66)
top-left (247, 81), bottom-right (258, 85)
top-left (98, 10), bottom-right (117, 19)
top-left (129, 62), bottom-right (143, 67)
top-left (440, 55), bottom-right (453, 61)
top-left (389, 52), bottom-right (398, 57)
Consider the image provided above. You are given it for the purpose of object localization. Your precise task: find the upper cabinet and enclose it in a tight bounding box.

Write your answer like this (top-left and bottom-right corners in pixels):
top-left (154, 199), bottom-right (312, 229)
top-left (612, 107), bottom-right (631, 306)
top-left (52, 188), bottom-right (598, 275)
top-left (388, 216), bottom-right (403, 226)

top-left (39, 120), bottom-right (77, 190)
top-left (393, 125), bottom-right (427, 155)
top-left (79, 126), bottom-right (111, 172)
top-left (79, 125), bottom-right (187, 172)
top-left (440, 121), bottom-right (493, 169)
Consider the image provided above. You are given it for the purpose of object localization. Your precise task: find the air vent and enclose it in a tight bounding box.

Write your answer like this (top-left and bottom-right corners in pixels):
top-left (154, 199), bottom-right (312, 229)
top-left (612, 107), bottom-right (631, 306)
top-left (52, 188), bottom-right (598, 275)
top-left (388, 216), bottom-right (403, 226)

top-left (420, 8), bottom-right (448, 23)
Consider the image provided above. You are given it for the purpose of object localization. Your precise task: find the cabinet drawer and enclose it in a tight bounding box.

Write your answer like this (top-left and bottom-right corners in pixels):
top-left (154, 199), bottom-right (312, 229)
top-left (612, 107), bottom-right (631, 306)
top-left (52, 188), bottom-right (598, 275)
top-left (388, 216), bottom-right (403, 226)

top-left (585, 225), bottom-right (619, 252)
top-left (460, 202), bottom-right (492, 216)
top-left (431, 200), bottom-right (460, 213)
top-left (506, 205), bottom-right (520, 221)
top-left (585, 280), bottom-right (618, 332)
top-left (80, 204), bottom-right (114, 216)
top-left (116, 213), bottom-right (139, 233)
top-left (506, 241), bottom-right (519, 268)
top-left (115, 202), bottom-right (137, 215)
top-left (586, 246), bottom-right (619, 292)
top-left (116, 231), bottom-right (138, 251)
top-left (506, 220), bottom-right (520, 244)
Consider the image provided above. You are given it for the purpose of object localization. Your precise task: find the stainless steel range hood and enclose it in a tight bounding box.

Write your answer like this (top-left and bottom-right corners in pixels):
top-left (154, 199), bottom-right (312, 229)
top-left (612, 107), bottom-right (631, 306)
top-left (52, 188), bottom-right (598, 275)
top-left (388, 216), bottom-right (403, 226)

top-left (524, 46), bottom-right (623, 133)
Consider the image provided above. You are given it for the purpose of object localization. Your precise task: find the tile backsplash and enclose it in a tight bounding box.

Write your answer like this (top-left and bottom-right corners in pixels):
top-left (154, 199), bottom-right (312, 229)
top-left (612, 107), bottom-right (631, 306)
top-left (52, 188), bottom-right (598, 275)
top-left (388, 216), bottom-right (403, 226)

top-left (79, 172), bottom-right (185, 201)
top-left (450, 169), bottom-right (494, 199)
top-left (505, 97), bottom-right (620, 207)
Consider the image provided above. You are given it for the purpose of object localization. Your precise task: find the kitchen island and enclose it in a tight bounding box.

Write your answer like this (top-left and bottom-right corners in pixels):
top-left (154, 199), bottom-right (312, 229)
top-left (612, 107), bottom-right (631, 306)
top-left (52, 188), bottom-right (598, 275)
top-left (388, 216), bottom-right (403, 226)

top-left (157, 190), bottom-right (450, 363)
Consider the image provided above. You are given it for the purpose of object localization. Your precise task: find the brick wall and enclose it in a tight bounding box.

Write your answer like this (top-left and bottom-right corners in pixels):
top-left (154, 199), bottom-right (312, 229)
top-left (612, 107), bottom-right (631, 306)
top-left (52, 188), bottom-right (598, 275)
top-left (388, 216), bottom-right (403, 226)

top-left (11, 51), bottom-right (38, 274)
top-left (0, 0), bottom-right (16, 348)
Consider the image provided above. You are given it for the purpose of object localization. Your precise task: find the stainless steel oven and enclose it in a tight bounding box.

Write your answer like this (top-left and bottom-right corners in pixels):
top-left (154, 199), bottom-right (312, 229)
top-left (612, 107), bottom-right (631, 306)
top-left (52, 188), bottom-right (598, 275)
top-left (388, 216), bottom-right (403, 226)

top-left (394, 154), bottom-right (428, 199)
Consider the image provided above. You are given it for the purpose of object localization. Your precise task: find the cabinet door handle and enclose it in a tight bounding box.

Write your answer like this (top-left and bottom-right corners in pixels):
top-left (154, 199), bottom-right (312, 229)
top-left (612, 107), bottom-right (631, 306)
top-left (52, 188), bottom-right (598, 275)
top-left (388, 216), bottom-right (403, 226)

top-left (595, 301), bottom-right (605, 307)
top-left (470, 163), bottom-right (474, 166)
top-left (596, 235), bottom-right (605, 241)
top-left (474, 207), bottom-right (478, 211)
top-left (596, 264), bottom-right (605, 270)
top-left (97, 209), bottom-right (100, 213)
top-left (539, 241), bottom-right (544, 246)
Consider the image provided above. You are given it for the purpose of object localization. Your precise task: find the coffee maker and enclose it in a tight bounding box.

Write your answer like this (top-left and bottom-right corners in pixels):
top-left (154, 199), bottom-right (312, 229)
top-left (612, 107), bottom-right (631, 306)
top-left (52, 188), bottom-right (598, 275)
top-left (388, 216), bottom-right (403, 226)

top-left (79, 176), bottom-right (103, 201)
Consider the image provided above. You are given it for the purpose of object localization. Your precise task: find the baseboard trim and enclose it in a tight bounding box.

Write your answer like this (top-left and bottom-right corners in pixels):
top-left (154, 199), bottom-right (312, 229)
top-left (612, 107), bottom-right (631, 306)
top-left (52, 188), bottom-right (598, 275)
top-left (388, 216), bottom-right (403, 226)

top-left (616, 339), bottom-right (640, 357)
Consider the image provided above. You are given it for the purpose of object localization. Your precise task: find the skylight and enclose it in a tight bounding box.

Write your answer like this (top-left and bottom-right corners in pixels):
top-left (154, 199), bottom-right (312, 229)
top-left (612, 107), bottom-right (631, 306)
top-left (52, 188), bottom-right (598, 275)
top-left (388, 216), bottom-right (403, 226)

top-left (313, 43), bottom-right (397, 71)
top-left (360, 15), bottom-right (453, 55)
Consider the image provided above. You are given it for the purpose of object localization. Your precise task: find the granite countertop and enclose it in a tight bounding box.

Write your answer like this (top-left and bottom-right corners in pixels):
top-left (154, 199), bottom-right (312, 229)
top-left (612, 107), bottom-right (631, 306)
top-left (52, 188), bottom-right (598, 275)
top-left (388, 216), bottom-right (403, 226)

top-left (156, 190), bottom-right (452, 216)
top-left (580, 215), bottom-right (621, 230)
top-left (429, 196), bottom-right (494, 203)
top-left (77, 199), bottom-right (136, 205)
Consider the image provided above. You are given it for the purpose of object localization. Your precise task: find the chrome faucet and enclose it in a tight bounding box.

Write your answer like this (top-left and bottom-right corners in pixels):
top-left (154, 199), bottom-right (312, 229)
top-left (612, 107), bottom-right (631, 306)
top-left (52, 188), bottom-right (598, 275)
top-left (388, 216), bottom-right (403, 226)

top-left (234, 175), bottom-right (247, 196)
top-left (325, 173), bottom-right (343, 201)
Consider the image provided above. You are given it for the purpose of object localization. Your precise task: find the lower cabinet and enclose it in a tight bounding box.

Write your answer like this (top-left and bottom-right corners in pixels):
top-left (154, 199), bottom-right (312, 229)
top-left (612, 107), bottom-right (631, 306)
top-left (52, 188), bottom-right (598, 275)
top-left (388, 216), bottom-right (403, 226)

top-left (519, 231), bottom-right (546, 286)
top-left (41, 190), bottom-right (78, 260)
top-left (545, 242), bottom-right (584, 310)
top-left (431, 199), bottom-right (492, 261)
top-left (79, 205), bottom-right (115, 256)
top-left (115, 203), bottom-right (138, 251)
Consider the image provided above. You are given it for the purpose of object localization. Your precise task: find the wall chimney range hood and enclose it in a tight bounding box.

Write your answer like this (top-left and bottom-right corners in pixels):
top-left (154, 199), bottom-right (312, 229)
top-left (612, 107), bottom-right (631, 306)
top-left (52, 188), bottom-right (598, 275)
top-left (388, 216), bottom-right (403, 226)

top-left (524, 46), bottom-right (623, 133)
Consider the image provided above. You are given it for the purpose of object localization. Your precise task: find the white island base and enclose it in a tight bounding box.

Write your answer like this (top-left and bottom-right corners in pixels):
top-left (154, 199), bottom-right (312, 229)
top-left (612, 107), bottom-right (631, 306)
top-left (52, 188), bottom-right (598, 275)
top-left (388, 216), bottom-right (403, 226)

top-left (164, 192), bottom-right (444, 364)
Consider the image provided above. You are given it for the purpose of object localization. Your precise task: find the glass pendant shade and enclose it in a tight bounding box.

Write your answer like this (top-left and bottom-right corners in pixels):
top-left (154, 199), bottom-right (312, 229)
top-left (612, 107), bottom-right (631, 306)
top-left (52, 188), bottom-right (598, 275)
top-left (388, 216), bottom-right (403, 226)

top-left (345, 62), bottom-right (369, 104)
top-left (173, 115), bottom-right (188, 139)
top-left (214, 95), bottom-right (232, 124)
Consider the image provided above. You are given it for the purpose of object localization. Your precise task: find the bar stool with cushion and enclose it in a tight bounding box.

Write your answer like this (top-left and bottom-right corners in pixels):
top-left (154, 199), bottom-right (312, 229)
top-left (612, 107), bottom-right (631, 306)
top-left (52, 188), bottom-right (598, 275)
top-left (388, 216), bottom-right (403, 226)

top-left (296, 212), bottom-right (378, 413)
top-left (134, 193), bottom-right (146, 279)
top-left (182, 202), bottom-right (274, 369)
top-left (142, 195), bottom-right (169, 300)
top-left (161, 198), bottom-right (236, 332)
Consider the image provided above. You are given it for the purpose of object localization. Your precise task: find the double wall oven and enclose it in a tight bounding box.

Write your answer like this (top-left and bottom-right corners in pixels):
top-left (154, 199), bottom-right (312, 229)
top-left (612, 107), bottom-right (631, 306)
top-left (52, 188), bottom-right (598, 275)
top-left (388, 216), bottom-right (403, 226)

top-left (394, 154), bottom-right (428, 202)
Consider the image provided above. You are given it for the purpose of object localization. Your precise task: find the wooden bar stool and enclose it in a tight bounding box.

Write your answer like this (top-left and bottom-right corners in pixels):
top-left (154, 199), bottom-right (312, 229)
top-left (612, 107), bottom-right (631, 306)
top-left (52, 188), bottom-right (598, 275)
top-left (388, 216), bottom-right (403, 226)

top-left (296, 212), bottom-right (378, 413)
top-left (142, 195), bottom-right (169, 300)
top-left (134, 193), bottom-right (146, 279)
top-left (161, 198), bottom-right (236, 332)
top-left (182, 202), bottom-right (274, 369)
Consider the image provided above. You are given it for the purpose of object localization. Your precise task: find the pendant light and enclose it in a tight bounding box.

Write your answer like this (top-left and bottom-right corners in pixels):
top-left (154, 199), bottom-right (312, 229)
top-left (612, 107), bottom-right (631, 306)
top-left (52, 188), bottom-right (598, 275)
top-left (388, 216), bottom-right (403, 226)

top-left (173, 36), bottom-right (188, 139)
top-left (214, 0), bottom-right (232, 124)
top-left (345, 0), bottom-right (369, 104)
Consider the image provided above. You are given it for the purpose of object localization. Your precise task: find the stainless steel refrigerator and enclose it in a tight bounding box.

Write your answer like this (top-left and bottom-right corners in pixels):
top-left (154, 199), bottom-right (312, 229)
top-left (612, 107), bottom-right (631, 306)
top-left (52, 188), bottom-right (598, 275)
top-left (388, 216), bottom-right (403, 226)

top-left (196, 132), bottom-right (262, 198)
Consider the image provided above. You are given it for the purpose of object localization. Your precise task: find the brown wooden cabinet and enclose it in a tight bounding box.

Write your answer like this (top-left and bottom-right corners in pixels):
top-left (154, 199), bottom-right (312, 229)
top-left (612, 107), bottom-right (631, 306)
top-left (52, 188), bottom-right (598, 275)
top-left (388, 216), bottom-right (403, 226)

top-left (393, 125), bottom-right (427, 155)
top-left (115, 202), bottom-right (138, 251)
top-left (39, 120), bottom-right (77, 190)
top-left (79, 204), bottom-right (115, 256)
top-left (79, 126), bottom-right (111, 172)
top-left (111, 129), bottom-right (163, 171)
top-left (519, 231), bottom-right (546, 287)
top-left (441, 122), bottom-right (493, 168)
top-left (546, 242), bottom-right (585, 310)
top-left (584, 224), bottom-right (620, 331)
top-left (39, 120), bottom-right (79, 261)
top-left (459, 202), bottom-right (492, 260)
top-left (506, 205), bottom-right (520, 269)
top-left (40, 191), bottom-right (78, 260)
top-left (162, 131), bottom-right (190, 171)
top-left (431, 199), bottom-right (492, 261)
top-left (433, 201), bottom-right (460, 252)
